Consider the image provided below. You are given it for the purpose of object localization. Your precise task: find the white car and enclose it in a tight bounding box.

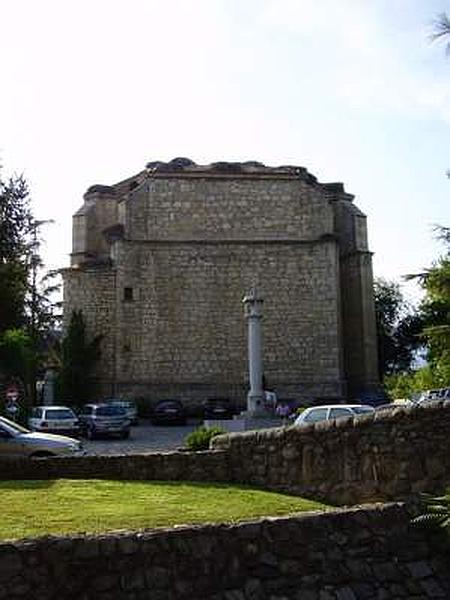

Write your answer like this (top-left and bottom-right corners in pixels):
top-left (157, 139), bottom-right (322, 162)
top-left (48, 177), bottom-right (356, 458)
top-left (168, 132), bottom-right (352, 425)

top-left (0, 416), bottom-right (83, 458)
top-left (28, 406), bottom-right (80, 436)
top-left (416, 388), bottom-right (450, 404)
top-left (294, 404), bottom-right (375, 426)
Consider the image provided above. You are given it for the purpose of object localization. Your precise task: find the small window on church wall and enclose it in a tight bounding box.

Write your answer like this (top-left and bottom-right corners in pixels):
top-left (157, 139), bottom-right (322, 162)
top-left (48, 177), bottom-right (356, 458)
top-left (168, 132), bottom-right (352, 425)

top-left (124, 287), bottom-right (133, 302)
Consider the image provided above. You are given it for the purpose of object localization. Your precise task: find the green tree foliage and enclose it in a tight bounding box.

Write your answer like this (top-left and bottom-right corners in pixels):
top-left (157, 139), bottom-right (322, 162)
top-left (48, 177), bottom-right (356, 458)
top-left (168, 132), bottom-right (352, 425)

top-left (57, 310), bottom-right (102, 405)
top-left (386, 227), bottom-right (450, 398)
top-left (411, 226), bottom-right (450, 381)
top-left (0, 328), bottom-right (36, 394)
top-left (385, 366), bottom-right (437, 400)
top-left (374, 278), bottom-right (423, 378)
top-left (0, 328), bottom-right (37, 420)
top-left (0, 173), bottom-right (33, 333)
top-left (0, 167), bottom-right (61, 404)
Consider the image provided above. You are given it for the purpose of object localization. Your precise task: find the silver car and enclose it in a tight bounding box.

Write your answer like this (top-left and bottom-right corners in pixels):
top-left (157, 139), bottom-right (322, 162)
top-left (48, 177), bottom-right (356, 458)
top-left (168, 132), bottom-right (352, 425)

top-left (78, 404), bottom-right (131, 439)
top-left (104, 399), bottom-right (139, 425)
top-left (0, 416), bottom-right (83, 458)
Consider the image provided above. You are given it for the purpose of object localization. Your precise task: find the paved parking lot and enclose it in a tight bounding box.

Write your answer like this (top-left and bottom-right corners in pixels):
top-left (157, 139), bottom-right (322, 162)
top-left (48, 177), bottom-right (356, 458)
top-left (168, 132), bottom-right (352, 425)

top-left (81, 416), bottom-right (283, 455)
top-left (82, 419), bottom-right (200, 455)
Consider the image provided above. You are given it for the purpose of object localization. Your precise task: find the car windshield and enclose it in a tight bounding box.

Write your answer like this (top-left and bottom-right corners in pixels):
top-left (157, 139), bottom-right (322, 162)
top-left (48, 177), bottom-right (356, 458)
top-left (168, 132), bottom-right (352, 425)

top-left (352, 406), bottom-right (374, 414)
top-left (303, 408), bottom-right (328, 422)
top-left (106, 399), bottom-right (132, 406)
top-left (95, 406), bottom-right (126, 416)
top-left (45, 409), bottom-right (76, 420)
top-left (0, 416), bottom-right (30, 434)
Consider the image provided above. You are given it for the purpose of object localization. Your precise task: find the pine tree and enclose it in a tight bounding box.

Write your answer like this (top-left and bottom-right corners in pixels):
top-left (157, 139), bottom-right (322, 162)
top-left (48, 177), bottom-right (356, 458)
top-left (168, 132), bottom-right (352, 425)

top-left (0, 172), bottom-right (33, 333)
top-left (58, 310), bottom-right (102, 405)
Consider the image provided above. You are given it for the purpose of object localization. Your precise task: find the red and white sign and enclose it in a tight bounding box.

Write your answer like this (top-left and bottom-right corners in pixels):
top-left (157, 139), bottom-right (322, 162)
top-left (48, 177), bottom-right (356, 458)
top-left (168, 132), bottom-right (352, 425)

top-left (5, 385), bottom-right (19, 402)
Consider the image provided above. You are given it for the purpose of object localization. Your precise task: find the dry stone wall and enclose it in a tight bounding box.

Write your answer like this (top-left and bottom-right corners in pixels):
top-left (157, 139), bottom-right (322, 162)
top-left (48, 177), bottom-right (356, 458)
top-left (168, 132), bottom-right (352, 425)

top-left (2, 403), bottom-right (450, 507)
top-left (0, 504), bottom-right (448, 600)
top-left (212, 401), bottom-right (450, 504)
top-left (0, 450), bottom-right (229, 483)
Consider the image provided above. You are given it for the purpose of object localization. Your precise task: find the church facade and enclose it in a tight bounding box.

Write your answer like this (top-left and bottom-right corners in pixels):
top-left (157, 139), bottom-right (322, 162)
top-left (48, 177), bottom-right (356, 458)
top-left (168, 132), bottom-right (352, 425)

top-left (62, 158), bottom-right (379, 406)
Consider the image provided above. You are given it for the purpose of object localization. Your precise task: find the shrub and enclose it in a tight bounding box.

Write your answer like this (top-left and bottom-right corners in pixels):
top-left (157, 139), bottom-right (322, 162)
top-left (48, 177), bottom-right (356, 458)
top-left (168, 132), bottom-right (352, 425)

top-left (185, 426), bottom-right (226, 451)
top-left (293, 406), bottom-right (306, 417)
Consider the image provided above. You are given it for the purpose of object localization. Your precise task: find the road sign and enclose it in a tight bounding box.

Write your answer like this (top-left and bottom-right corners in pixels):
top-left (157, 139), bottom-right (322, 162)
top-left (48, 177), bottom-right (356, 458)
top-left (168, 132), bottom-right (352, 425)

top-left (5, 385), bottom-right (19, 402)
top-left (6, 401), bottom-right (18, 414)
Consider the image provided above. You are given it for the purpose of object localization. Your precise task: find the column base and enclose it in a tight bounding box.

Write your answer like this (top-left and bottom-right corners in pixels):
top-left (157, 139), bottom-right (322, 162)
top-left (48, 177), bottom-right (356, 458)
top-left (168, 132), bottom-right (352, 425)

top-left (246, 392), bottom-right (266, 417)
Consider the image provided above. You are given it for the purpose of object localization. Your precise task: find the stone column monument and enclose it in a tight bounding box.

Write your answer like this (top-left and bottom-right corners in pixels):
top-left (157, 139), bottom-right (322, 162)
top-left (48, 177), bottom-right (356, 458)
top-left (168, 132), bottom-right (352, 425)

top-left (243, 287), bottom-right (265, 417)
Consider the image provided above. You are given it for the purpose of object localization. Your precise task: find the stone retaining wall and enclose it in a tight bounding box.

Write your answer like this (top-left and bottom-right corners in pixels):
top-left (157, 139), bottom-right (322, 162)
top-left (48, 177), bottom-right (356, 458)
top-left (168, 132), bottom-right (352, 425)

top-left (1, 504), bottom-right (448, 599)
top-left (212, 401), bottom-right (450, 504)
top-left (0, 450), bottom-right (229, 484)
top-left (2, 403), bottom-right (450, 506)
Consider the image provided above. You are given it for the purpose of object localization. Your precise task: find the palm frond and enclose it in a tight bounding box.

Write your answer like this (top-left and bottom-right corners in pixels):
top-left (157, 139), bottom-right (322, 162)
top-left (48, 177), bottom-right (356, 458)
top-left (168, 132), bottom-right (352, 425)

top-left (431, 13), bottom-right (450, 41)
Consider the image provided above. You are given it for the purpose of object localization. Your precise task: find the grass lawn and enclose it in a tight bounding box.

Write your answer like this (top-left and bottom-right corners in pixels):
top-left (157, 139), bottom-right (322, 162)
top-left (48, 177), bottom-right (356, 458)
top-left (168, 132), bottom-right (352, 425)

top-left (0, 479), bottom-right (329, 540)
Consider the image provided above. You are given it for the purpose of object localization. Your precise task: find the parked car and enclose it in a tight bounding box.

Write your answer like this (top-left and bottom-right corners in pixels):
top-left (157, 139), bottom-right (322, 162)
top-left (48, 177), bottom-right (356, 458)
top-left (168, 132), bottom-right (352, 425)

top-left (0, 415), bottom-right (83, 458)
top-left (28, 406), bottom-right (80, 436)
top-left (104, 399), bottom-right (138, 425)
top-left (78, 404), bottom-right (131, 439)
top-left (375, 402), bottom-right (413, 413)
top-left (151, 400), bottom-right (186, 426)
top-left (416, 388), bottom-right (450, 404)
top-left (294, 404), bottom-right (375, 426)
top-left (203, 398), bottom-right (233, 420)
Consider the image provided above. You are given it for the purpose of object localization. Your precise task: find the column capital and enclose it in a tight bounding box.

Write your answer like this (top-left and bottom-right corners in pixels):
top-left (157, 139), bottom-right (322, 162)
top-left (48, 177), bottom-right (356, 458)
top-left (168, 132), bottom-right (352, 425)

top-left (242, 286), bottom-right (264, 318)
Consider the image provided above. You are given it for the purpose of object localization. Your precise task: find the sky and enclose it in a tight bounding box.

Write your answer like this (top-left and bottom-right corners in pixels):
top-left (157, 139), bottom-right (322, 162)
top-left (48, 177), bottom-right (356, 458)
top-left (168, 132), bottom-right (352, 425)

top-left (1, 0), bottom-right (449, 304)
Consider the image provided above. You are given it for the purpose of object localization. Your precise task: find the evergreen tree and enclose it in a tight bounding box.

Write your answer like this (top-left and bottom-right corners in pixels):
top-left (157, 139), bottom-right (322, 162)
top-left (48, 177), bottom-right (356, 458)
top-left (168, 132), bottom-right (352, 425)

top-left (0, 166), bottom-right (61, 405)
top-left (0, 172), bottom-right (33, 333)
top-left (57, 310), bottom-right (102, 405)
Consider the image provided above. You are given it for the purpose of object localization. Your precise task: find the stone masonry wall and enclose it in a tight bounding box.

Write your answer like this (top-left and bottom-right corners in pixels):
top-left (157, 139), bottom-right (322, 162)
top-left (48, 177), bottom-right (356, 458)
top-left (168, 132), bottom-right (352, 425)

top-left (113, 239), bottom-right (342, 402)
top-left (64, 160), bottom-right (380, 403)
top-left (0, 504), bottom-right (448, 599)
top-left (127, 176), bottom-right (333, 242)
top-left (0, 450), bottom-right (229, 483)
top-left (212, 401), bottom-right (450, 505)
top-left (62, 266), bottom-right (116, 393)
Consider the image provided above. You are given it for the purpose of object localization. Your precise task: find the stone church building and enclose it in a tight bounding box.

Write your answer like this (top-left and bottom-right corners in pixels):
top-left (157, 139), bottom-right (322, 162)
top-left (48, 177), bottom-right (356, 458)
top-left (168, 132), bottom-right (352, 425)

top-left (62, 158), bottom-right (379, 407)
